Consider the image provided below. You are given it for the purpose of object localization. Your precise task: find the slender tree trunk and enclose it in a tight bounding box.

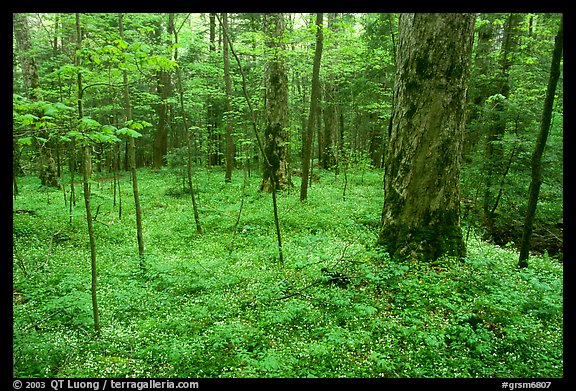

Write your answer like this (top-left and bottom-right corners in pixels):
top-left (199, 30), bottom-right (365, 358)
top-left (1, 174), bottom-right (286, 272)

top-left (300, 13), bottom-right (324, 201)
top-left (320, 13), bottom-right (341, 170)
top-left (75, 13), bottom-right (99, 333)
top-left (378, 13), bottom-right (475, 262)
top-left (13, 137), bottom-right (20, 197)
top-left (216, 13), bottom-right (284, 266)
top-left (171, 13), bottom-right (202, 233)
top-left (222, 13), bottom-right (235, 183)
top-left (260, 13), bottom-right (291, 192)
top-left (152, 69), bottom-right (171, 169)
top-left (119, 13), bottom-right (145, 269)
top-left (207, 13), bottom-right (221, 167)
top-left (518, 15), bottom-right (563, 268)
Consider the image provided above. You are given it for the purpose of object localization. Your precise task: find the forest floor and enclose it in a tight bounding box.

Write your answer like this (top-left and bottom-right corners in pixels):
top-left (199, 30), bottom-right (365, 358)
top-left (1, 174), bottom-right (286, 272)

top-left (12, 167), bottom-right (563, 378)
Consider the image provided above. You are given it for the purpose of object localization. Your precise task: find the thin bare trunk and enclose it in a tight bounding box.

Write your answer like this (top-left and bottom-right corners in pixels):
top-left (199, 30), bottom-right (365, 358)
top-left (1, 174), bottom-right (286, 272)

top-left (518, 15), bottom-right (563, 268)
top-left (300, 13), bottom-right (324, 201)
top-left (171, 13), bottom-right (202, 234)
top-left (119, 13), bottom-right (145, 269)
top-left (76, 13), bottom-right (99, 333)
top-left (222, 13), bottom-right (235, 183)
top-left (216, 13), bottom-right (284, 266)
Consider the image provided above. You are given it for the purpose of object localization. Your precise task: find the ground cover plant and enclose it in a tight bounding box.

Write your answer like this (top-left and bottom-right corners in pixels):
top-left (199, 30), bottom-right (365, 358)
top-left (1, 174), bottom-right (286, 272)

top-left (12, 167), bottom-right (563, 378)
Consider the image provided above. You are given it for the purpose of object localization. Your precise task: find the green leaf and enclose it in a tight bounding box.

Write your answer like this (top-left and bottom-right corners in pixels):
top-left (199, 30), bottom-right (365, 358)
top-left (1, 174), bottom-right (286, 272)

top-left (116, 127), bottom-right (142, 138)
top-left (18, 137), bottom-right (33, 146)
top-left (20, 113), bottom-right (39, 125)
top-left (130, 122), bottom-right (143, 130)
top-left (80, 117), bottom-right (102, 130)
top-left (66, 130), bottom-right (84, 140)
top-left (114, 39), bottom-right (129, 50)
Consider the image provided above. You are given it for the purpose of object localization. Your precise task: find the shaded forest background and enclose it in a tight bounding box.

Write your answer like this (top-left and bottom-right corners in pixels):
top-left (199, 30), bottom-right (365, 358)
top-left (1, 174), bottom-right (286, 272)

top-left (12, 13), bottom-right (563, 260)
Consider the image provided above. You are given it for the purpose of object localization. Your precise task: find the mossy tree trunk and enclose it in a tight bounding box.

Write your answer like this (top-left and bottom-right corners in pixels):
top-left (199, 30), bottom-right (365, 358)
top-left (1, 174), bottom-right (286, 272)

top-left (260, 13), bottom-right (291, 192)
top-left (377, 13), bottom-right (475, 262)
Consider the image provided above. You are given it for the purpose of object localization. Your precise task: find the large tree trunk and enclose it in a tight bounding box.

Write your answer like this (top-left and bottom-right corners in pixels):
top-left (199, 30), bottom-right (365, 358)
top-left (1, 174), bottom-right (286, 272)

top-left (260, 13), bottom-right (291, 192)
top-left (518, 15), bottom-right (563, 268)
top-left (377, 13), bottom-right (475, 262)
top-left (300, 13), bottom-right (324, 201)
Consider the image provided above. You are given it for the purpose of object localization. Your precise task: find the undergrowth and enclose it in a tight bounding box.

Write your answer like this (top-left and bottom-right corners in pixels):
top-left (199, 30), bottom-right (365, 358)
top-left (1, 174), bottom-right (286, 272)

top-left (12, 166), bottom-right (563, 378)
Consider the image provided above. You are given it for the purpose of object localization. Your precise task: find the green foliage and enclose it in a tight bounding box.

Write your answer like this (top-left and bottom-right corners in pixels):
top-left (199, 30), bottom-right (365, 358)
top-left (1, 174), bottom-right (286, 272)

top-left (13, 168), bottom-right (562, 378)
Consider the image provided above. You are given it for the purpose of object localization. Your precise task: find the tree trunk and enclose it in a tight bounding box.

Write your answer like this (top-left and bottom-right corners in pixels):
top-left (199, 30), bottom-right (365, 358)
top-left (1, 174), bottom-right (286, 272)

top-left (300, 13), bottom-right (324, 201)
top-left (152, 69), bottom-right (171, 169)
top-left (260, 13), bottom-right (291, 192)
top-left (152, 13), bottom-right (173, 170)
top-left (482, 13), bottom-right (522, 227)
top-left (207, 13), bottom-right (221, 167)
top-left (518, 15), bottom-right (563, 268)
top-left (464, 13), bottom-right (496, 157)
top-left (13, 13), bottom-right (60, 189)
top-left (320, 13), bottom-right (341, 170)
top-left (222, 13), bottom-right (235, 183)
top-left (75, 13), bottom-right (99, 333)
top-left (377, 13), bottom-right (475, 262)
top-left (172, 13), bottom-right (203, 234)
top-left (119, 13), bottom-right (146, 270)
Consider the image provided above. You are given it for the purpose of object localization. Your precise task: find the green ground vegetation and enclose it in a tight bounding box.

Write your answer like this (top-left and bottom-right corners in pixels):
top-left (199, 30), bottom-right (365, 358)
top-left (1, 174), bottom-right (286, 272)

top-left (12, 167), bottom-right (563, 378)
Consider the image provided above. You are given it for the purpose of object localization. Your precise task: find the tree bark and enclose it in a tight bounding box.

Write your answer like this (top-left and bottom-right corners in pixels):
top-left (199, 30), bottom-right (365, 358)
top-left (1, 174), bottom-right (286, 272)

top-left (75, 13), bottom-right (99, 333)
top-left (152, 14), bottom-right (173, 170)
top-left (119, 13), bottom-right (146, 270)
top-left (152, 69), bottom-right (171, 169)
top-left (300, 13), bottom-right (324, 201)
top-left (320, 13), bottom-right (341, 170)
top-left (518, 15), bottom-right (563, 268)
top-left (464, 13), bottom-right (496, 157)
top-left (260, 13), bottom-right (291, 192)
top-left (207, 13), bottom-right (222, 167)
top-left (378, 13), bottom-right (475, 262)
top-left (482, 13), bottom-right (522, 227)
top-left (222, 13), bottom-right (235, 183)
top-left (13, 13), bottom-right (60, 189)
top-left (172, 13), bottom-right (203, 234)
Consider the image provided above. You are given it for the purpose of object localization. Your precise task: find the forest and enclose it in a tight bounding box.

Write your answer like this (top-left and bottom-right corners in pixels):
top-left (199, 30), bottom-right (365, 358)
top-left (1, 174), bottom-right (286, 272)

top-left (12, 13), bottom-right (563, 379)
